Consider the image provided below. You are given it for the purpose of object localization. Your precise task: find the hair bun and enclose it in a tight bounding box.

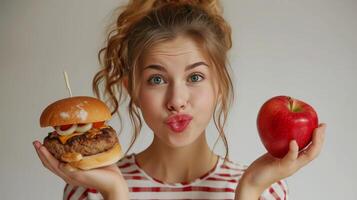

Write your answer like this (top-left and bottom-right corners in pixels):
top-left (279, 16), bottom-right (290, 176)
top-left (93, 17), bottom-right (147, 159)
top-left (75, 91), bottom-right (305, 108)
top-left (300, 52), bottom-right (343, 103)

top-left (153, 0), bottom-right (223, 16)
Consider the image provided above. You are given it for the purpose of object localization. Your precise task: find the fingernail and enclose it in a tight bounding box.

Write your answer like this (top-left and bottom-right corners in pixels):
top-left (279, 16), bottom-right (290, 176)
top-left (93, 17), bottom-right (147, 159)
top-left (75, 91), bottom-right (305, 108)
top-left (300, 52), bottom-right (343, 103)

top-left (33, 141), bottom-right (40, 149)
top-left (290, 140), bottom-right (297, 147)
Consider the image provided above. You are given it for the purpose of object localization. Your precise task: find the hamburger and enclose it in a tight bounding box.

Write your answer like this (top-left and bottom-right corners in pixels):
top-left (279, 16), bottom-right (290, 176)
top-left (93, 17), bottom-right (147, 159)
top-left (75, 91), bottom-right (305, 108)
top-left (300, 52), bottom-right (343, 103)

top-left (39, 96), bottom-right (122, 170)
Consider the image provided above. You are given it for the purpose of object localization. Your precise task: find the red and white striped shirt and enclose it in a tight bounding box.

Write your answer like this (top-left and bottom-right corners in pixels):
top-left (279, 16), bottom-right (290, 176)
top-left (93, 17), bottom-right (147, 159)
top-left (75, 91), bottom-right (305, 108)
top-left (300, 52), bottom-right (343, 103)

top-left (63, 154), bottom-right (288, 200)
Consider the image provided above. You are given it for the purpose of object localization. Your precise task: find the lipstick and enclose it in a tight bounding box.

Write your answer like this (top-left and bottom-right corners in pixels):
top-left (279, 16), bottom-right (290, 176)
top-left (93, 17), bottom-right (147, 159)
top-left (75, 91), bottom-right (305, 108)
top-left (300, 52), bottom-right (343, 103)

top-left (166, 114), bottom-right (193, 133)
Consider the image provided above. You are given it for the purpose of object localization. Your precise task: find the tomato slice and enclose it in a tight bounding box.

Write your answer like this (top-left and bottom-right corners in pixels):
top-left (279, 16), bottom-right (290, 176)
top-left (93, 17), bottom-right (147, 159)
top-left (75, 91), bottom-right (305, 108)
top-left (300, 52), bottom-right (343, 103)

top-left (60, 124), bottom-right (73, 131)
top-left (93, 121), bottom-right (105, 129)
top-left (48, 131), bottom-right (58, 137)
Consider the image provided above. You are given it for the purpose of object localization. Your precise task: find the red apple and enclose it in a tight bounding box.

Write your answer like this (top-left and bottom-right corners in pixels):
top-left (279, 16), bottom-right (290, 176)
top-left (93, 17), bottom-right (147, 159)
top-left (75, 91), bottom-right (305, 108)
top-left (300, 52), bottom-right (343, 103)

top-left (256, 96), bottom-right (318, 158)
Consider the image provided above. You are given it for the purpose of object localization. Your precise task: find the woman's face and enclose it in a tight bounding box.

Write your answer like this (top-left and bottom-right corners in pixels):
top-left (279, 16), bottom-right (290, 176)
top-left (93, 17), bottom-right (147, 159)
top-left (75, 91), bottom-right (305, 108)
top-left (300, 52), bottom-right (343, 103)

top-left (137, 36), bottom-right (219, 148)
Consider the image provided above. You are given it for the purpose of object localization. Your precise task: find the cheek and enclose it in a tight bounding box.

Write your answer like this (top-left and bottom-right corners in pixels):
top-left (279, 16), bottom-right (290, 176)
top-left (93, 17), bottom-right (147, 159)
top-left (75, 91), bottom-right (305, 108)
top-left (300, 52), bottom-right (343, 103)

top-left (191, 86), bottom-right (217, 117)
top-left (139, 85), bottom-right (163, 104)
top-left (138, 88), bottom-right (164, 123)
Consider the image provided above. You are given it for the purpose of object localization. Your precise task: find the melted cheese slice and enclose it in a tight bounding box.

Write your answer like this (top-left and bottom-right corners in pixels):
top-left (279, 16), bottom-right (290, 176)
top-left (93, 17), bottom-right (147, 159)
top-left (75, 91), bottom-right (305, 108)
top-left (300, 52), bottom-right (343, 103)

top-left (59, 132), bottom-right (85, 144)
top-left (57, 125), bottom-right (108, 144)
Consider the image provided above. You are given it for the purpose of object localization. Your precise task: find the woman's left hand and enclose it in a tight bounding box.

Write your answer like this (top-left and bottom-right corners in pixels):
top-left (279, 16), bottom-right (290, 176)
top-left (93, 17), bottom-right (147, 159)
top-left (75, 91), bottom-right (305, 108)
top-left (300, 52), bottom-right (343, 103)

top-left (238, 123), bottom-right (327, 197)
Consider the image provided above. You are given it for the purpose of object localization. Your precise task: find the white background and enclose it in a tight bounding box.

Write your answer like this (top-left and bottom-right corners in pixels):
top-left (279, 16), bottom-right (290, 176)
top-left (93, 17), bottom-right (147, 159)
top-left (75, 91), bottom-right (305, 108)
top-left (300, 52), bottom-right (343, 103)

top-left (1, 0), bottom-right (356, 199)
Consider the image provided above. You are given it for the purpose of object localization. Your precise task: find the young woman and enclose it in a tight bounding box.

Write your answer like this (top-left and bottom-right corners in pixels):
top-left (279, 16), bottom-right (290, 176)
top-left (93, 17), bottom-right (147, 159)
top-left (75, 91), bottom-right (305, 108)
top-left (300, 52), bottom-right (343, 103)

top-left (33, 1), bottom-right (326, 199)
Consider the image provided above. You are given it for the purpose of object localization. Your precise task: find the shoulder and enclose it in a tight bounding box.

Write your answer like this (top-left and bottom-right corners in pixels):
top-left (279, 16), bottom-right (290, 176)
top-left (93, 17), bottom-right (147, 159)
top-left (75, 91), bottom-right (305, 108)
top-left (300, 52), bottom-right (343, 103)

top-left (117, 153), bottom-right (135, 169)
top-left (202, 157), bottom-right (247, 191)
top-left (117, 153), bottom-right (140, 175)
top-left (216, 157), bottom-right (248, 178)
top-left (220, 158), bottom-right (289, 200)
top-left (220, 157), bottom-right (249, 172)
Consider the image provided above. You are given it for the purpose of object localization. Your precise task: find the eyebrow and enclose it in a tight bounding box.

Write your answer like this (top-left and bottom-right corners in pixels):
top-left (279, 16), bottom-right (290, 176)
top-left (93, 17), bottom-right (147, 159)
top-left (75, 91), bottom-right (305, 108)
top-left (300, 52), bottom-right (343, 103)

top-left (143, 61), bottom-right (209, 72)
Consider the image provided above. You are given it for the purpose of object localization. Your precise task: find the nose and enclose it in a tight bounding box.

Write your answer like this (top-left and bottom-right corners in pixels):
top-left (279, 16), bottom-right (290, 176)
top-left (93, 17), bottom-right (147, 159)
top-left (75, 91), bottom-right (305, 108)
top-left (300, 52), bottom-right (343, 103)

top-left (166, 83), bottom-right (189, 112)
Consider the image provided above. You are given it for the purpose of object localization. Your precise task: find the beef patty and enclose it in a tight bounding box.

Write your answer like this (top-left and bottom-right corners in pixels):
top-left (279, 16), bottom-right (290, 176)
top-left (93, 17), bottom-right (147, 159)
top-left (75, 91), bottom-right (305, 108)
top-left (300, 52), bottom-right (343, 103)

top-left (43, 126), bottom-right (118, 160)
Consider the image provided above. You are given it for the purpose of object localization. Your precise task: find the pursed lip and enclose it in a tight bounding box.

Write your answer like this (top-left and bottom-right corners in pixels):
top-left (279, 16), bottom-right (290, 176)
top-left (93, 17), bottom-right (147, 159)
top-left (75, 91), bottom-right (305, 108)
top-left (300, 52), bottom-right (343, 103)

top-left (165, 114), bottom-right (193, 124)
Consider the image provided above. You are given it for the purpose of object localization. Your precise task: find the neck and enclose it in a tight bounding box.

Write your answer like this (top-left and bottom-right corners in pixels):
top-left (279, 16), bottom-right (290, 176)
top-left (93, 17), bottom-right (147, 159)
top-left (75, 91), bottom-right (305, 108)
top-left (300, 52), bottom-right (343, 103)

top-left (136, 132), bottom-right (218, 184)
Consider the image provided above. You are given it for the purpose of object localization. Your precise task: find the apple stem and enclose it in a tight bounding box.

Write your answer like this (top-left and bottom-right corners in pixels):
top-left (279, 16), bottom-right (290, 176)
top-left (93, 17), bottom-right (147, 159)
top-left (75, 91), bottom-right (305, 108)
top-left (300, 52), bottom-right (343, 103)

top-left (288, 97), bottom-right (294, 111)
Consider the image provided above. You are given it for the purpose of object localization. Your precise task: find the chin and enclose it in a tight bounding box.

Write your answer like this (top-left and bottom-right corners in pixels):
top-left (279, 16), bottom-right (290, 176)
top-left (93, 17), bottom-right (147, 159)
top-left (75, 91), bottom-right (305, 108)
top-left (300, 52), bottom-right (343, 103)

top-left (164, 130), bottom-right (202, 149)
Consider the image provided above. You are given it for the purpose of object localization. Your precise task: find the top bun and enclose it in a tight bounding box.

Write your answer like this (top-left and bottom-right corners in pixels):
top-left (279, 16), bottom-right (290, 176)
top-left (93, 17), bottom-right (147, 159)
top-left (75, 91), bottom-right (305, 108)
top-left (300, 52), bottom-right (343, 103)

top-left (40, 96), bottom-right (111, 127)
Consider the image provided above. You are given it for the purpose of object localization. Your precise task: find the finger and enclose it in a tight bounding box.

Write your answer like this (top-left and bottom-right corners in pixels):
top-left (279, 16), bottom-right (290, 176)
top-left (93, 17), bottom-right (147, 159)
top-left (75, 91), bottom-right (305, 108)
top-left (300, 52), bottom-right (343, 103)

top-left (59, 163), bottom-right (79, 173)
top-left (305, 123), bottom-right (326, 155)
top-left (39, 146), bottom-right (74, 178)
top-left (282, 140), bottom-right (299, 163)
top-left (297, 123), bottom-right (326, 167)
top-left (319, 123), bottom-right (327, 141)
top-left (33, 141), bottom-right (71, 180)
top-left (33, 141), bottom-right (57, 173)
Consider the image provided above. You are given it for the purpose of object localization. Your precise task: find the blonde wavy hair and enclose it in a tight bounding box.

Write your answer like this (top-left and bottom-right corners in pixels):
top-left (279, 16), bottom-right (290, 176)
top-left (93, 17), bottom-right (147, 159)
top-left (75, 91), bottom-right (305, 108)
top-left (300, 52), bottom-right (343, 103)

top-left (92, 0), bottom-right (235, 160)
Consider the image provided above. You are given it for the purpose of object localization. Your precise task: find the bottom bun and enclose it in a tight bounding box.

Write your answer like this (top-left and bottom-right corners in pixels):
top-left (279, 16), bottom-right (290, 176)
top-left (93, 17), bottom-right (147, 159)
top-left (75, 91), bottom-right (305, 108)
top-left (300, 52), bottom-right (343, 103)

top-left (69, 143), bottom-right (122, 170)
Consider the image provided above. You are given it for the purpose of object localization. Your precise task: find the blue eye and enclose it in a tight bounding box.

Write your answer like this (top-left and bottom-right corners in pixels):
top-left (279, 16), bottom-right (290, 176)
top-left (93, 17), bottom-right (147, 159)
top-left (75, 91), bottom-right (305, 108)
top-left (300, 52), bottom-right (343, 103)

top-left (190, 73), bottom-right (204, 82)
top-left (149, 76), bottom-right (164, 85)
top-left (147, 73), bottom-right (205, 85)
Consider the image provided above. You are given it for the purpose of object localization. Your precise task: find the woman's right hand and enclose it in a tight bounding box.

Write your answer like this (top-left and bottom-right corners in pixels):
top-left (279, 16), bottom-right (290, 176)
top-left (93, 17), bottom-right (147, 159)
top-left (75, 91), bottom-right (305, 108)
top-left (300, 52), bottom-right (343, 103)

top-left (33, 140), bottom-right (129, 200)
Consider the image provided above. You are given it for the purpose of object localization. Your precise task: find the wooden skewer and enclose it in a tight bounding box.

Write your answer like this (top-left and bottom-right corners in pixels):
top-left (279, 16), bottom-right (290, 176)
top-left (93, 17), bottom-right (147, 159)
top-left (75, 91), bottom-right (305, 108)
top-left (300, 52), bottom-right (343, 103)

top-left (63, 70), bottom-right (73, 97)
